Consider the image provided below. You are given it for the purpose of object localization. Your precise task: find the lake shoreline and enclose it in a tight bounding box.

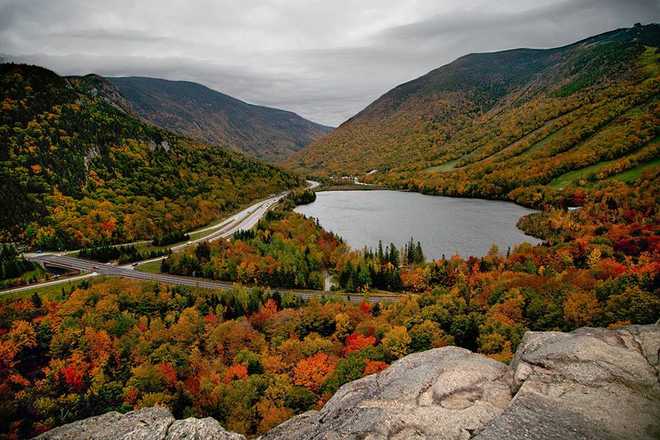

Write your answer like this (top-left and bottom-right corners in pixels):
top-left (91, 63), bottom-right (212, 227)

top-left (296, 189), bottom-right (542, 259)
top-left (315, 181), bottom-right (546, 211)
top-left (316, 183), bottom-right (387, 192)
top-left (316, 186), bottom-right (549, 241)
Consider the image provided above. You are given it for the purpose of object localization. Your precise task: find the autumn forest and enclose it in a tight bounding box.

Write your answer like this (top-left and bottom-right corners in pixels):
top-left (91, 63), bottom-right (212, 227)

top-left (0, 22), bottom-right (659, 440)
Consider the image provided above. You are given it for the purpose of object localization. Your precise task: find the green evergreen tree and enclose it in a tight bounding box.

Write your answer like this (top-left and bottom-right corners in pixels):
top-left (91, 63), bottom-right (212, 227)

top-left (31, 291), bottom-right (43, 308)
top-left (415, 241), bottom-right (424, 264)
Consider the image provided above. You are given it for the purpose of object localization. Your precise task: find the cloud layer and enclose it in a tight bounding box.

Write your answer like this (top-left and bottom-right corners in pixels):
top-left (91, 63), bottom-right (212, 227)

top-left (1, 0), bottom-right (658, 125)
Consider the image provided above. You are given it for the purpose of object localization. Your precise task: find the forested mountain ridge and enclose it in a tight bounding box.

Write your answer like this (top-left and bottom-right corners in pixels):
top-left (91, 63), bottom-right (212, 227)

top-left (104, 76), bottom-right (332, 163)
top-left (289, 24), bottom-right (660, 206)
top-left (0, 63), bottom-right (301, 249)
top-left (66, 74), bottom-right (139, 118)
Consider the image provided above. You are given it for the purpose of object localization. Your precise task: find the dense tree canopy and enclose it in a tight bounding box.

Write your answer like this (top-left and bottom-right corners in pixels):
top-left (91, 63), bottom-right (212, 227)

top-left (0, 64), bottom-right (301, 249)
top-left (289, 25), bottom-right (659, 209)
top-left (163, 210), bottom-right (347, 289)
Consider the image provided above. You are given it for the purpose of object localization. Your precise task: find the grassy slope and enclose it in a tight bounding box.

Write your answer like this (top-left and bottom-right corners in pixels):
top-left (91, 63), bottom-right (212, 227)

top-left (549, 135), bottom-right (660, 188)
top-left (134, 259), bottom-right (162, 274)
top-left (289, 25), bottom-right (659, 203)
top-left (0, 276), bottom-right (97, 303)
top-left (611, 157), bottom-right (660, 182)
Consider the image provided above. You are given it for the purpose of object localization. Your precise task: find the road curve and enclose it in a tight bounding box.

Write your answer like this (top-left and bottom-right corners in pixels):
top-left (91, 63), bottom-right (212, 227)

top-left (24, 254), bottom-right (396, 303)
top-left (7, 192), bottom-right (286, 296)
top-left (8, 181), bottom-right (398, 303)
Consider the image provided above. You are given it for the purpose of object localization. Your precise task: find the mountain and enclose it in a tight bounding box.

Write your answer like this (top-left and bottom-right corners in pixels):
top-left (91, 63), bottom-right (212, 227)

top-left (103, 76), bottom-right (332, 163)
top-left (289, 24), bottom-right (659, 205)
top-left (0, 63), bottom-right (301, 249)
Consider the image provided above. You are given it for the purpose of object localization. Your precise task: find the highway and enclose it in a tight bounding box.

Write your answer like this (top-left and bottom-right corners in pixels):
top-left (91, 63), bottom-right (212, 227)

top-left (7, 180), bottom-right (397, 303)
top-left (22, 190), bottom-right (288, 261)
top-left (10, 190), bottom-right (287, 296)
top-left (21, 254), bottom-right (395, 303)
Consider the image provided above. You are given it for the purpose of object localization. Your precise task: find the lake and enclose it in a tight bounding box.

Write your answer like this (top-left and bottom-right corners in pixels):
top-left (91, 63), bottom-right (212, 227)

top-left (295, 190), bottom-right (541, 259)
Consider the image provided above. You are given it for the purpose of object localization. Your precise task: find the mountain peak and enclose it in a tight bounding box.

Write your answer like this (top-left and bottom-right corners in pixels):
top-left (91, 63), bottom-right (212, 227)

top-left (106, 76), bottom-right (332, 162)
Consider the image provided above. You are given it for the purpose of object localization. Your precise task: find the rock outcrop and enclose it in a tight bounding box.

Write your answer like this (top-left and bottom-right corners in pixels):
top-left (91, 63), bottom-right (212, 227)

top-left (35, 324), bottom-right (660, 440)
top-left (474, 325), bottom-right (660, 440)
top-left (262, 346), bottom-right (512, 440)
top-left (35, 407), bottom-right (245, 440)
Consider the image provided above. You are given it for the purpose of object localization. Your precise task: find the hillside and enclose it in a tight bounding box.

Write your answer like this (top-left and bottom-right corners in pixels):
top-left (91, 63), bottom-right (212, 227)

top-left (290, 24), bottom-right (660, 205)
top-left (32, 324), bottom-right (660, 440)
top-left (0, 63), bottom-right (301, 249)
top-left (105, 76), bottom-right (332, 163)
top-left (2, 143), bottom-right (658, 438)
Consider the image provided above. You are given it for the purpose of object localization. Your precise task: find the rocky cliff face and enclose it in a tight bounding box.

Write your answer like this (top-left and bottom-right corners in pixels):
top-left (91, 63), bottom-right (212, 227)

top-left (36, 324), bottom-right (660, 440)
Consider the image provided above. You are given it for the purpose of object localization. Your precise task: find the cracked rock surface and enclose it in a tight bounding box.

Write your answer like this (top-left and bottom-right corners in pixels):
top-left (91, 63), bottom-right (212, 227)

top-left (263, 346), bottom-right (512, 440)
top-left (34, 407), bottom-right (244, 440)
top-left (474, 324), bottom-right (660, 440)
top-left (262, 324), bottom-right (660, 440)
top-left (34, 324), bottom-right (660, 440)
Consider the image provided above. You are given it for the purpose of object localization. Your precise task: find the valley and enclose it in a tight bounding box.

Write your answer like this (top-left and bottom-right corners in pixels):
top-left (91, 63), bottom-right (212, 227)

top-left (105, 76), bottom-right (332, 163)
top-left (0, 20), bottom-right (658, 440)
top-left (290, 24), bottom-right (660, 208)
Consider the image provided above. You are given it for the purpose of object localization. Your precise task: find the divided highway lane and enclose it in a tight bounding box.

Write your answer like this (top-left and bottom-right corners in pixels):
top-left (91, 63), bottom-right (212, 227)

top-left (30, 254), bottom-right (235, 290)
top-left (183, 193), bottom-right (286, 246)
top-left (25, 254), bottom-right (396, 303)
top-left (5, 181), bottom-right (398, 303)
top-left (130, 194), bottom-right (284, 269)
top-left (4, 193), bottom-right (285, 297)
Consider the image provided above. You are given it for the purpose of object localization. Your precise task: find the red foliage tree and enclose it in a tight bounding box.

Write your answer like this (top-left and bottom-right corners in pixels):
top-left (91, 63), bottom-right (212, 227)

top-left (293, 353), bottom-right (337, 393)
top-left (158, 362), bottom-right (177, 387)
top-left (224, 363), bottom-right (249, 383)
top-left (343, 333), bottom-right (376, 355)
top-left (363, 360), bottom-right (388, 375)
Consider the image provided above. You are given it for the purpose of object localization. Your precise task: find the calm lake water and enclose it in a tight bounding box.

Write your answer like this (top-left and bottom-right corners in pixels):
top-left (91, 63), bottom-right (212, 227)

top-left (295, 190), bottom-right (541, 259)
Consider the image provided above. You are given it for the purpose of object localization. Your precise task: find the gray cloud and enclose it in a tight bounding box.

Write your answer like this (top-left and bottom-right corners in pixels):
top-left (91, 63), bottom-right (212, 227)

top-left (1, 0), bottom-right (658, 126)
top-left (48, 29), bottom-right (172, 43)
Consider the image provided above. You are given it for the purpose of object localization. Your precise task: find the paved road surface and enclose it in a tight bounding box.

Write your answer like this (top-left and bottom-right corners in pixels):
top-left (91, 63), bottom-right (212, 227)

top-left (11, 191), bottom-right (285, 295)
top-left (23, 254), bottom-right (394, 303)
top-left (6, 181), bottom-right (397, 303)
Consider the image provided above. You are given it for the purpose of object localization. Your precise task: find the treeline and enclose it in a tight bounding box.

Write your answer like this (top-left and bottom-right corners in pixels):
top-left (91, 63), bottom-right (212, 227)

top-left (162, 210), bottom-right (347, 289)
top-left (164, 221), bottom-right (430, 293)
top-left (0, 245), bottom-right (35, 280)
top-left (78, 243), bottom-right (170, 264)
top-left (278, 189), bottom-right (317, 211)
top-left (0, 244), bottom-right (49, 290)
top-left (337, 238), bottom-right (424, 292)
top-left (152, 231), bottom-right (189, 246)
top-left (288, 189), bottom-right (316, 205)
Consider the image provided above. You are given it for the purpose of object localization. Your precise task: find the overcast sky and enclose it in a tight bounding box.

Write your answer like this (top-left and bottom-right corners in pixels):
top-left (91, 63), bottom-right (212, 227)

top-left (1, 0), bottom-right (658, 126)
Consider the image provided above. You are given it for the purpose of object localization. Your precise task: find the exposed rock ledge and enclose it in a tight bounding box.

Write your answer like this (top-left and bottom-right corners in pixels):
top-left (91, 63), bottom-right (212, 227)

top-left (34, 407), bottom-right (243, 440)
top-left (36, 324), bottom-right (660, 440)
